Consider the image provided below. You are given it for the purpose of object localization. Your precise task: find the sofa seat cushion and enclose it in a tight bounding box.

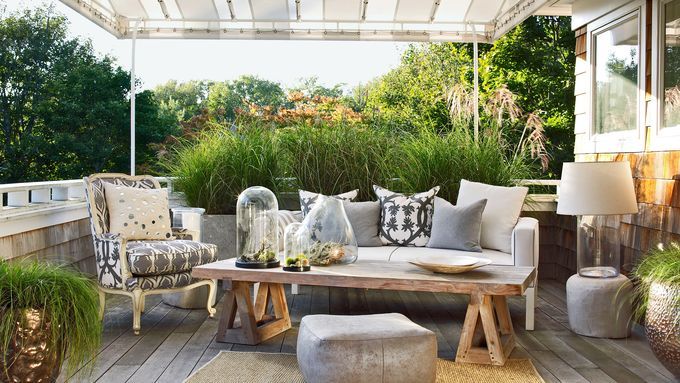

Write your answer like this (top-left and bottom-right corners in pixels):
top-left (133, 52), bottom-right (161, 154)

top-left (127, 240), bottom-right (217, 276)
top-left (388, 246), bottom-right (514, 266)
top-left (358, 246), bottom-right (400, 261)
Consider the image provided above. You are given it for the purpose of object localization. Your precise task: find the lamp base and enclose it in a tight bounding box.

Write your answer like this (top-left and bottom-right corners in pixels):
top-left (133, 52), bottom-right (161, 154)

top-left (578, 266), bottom-right (619, 278)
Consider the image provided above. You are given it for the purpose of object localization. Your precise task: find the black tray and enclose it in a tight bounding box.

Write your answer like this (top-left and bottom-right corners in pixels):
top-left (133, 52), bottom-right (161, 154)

top-left (283, 265), bottom-right (311, 272)
top-left (235, 259), bottom-right (280, 269)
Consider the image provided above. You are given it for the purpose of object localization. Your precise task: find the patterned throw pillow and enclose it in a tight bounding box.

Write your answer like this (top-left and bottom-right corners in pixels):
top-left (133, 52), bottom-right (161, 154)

top-left (373, 185), bottom-right (440, 247)
top-left (104, 183), bottom-right (173, 240)
top-left (299, 189), bottom-right (358, 217)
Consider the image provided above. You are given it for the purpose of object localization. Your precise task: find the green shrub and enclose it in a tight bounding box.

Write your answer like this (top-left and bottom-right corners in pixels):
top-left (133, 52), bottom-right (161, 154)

top-left (394, 126), bottom-right (536, 202)
top-left (278, 122), bottom-right (394, 201)
top-left (165, 125), bottom-right (281, 215)
top-left (631, 244), bottom-right (680, 324)
top-left (0, 262), bottom-right (102, 377)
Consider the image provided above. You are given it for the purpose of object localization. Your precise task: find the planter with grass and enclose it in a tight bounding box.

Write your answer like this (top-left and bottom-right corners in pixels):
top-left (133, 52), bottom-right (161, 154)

top-left (165, 125), bottom-right (281, 261)
top-left (0, 262), bottom-right (101, 382)
top-left (632, 244), bottom-right (680, 377)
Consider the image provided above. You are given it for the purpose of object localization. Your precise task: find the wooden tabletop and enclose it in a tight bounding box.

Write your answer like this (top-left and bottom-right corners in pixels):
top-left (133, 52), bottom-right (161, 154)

top-left (193, 259), bottom-right (536, 296)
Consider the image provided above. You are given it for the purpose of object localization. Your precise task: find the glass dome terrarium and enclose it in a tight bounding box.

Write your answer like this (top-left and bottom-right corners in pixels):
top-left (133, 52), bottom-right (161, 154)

top-left (297, 196), bottom-right (358, 266)
top-left (236, 186), bottom-right (280, 269)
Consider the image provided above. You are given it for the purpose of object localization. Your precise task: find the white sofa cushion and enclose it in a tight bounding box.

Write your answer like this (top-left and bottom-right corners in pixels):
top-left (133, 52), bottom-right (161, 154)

top-left (358, 246), bottom-right (400, 262)
top-left (388, 246), bottom-right (514, 266)
top-left (456, 180), bottom-right (527, 254)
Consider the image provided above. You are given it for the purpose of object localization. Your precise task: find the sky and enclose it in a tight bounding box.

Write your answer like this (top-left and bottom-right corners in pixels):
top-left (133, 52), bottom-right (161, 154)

top-left (6, 0), bottom-right (409, 90)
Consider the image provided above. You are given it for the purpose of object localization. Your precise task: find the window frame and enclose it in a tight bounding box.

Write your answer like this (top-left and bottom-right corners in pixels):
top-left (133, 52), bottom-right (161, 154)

top-left (586, 2), bottom-right (647, 153)
top-left (649, 0), bottom-right (680, 151)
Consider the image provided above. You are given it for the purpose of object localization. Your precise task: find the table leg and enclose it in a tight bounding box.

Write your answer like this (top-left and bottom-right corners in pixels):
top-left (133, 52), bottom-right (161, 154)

top-left (216, 280), bottom-right (292, 345)
top-left (455, 293), bottom-right (516, 366)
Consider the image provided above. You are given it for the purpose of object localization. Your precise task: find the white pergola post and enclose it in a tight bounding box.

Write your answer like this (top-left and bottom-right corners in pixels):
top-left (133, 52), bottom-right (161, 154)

top-left (130, 20), bottom-right (140, 176)
top-left (472, 24), bottom-right (480, 142)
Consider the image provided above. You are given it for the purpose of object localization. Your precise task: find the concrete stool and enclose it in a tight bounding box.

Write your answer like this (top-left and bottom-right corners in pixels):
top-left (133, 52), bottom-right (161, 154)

top-left (566, 274), bottom-right (633, 338)
top-left (297, 313), bottom-right (437, 383)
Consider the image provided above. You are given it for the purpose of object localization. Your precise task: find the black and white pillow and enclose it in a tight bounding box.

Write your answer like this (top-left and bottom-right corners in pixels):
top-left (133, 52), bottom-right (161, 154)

top-left (373, 185), bottom-right (440, 247)
top-left (299, 189), bottom-right (358, 217)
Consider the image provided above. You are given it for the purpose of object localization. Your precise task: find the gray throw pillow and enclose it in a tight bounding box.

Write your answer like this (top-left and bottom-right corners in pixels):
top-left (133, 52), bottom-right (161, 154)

top-left (343, 201), bottom-right (383, 247)
top-left (427, 197), bottom-right (487, 252)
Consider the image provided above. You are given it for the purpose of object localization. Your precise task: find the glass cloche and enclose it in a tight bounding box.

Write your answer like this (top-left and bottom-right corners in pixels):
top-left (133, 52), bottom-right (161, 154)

top-left (236, 186), bottom-right (280, 268)
top-left (297, 196), bottom-right (358, 265)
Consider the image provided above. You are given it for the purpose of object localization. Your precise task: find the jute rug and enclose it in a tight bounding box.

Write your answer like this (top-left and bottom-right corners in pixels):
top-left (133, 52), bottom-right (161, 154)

top-left (185, 351), bottom-right (545, 383)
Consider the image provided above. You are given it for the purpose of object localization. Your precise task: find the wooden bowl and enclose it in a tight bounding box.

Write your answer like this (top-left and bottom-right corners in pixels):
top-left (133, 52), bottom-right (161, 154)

top-left (409, 255), bottom-right (492, 274)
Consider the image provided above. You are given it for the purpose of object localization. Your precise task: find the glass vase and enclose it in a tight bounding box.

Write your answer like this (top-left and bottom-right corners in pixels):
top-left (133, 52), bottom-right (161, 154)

top-left (577, 215), bottom-right (621, 278)
top-left (298, 196), bottom-right (358, 265)
top-left (236, 186), bottom-right (280, 268)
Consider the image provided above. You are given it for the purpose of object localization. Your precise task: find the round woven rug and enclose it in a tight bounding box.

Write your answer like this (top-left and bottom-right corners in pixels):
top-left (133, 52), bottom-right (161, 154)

top-left (185, 351), bottom-right (545, 383)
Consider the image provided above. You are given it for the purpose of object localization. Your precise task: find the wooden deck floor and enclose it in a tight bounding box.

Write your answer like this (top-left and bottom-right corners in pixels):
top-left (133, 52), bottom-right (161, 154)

top-left (58, 280), bottom-right (675, 383)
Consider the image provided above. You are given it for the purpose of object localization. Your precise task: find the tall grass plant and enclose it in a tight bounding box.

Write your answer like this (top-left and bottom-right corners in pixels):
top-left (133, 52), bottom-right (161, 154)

top-left (278, 122), bottom-right (395, 201)
top-left (165, 125), bottom-right (281, 214)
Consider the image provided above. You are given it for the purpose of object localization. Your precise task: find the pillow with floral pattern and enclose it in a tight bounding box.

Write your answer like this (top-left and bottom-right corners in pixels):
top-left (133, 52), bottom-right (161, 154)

top-left (373, 185), bottom-right (440, 247)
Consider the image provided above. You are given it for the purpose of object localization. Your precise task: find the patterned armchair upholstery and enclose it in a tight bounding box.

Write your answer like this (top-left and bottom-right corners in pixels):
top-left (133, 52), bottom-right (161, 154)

top-left (84, 173), bottom-right (217, 334)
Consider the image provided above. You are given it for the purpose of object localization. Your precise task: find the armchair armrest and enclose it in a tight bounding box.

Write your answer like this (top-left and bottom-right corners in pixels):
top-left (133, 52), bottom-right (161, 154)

top-left (511, 217), bottom-right (539, 267)
top-left (93, 233), bottom-right (131, 290)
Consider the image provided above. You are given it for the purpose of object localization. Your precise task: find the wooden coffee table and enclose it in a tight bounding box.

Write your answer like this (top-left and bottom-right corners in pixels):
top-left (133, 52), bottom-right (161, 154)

top-left (192, 259), bottom-right (535, 366)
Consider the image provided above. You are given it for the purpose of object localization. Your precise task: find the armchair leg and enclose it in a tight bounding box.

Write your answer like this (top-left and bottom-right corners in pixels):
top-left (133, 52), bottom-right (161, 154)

top-left (98, 289), bottom-right (106, 320)
top-left (525, 281), bottom-right (537, 331)
top-left (140, 296), bottom-right (146, 313)
top-left (207, 279), bottom-right (217, 318)
top-left (132, 289), bottom-right (143, 335)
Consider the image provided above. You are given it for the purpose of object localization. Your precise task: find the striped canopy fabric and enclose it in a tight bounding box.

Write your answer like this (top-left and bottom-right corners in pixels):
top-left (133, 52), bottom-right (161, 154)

top-left (60, 0), bottom-right (571, 43)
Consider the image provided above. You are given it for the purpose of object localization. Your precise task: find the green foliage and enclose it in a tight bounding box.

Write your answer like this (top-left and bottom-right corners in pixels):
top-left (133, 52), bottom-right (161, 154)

top-left (278, 122), bottom-right (394, 201)
top-left (164, 123), bottom-right (281, 215)
top-left (364, 44), bottom-right (473, 131)
top-left (631, 244), bottom-right (680, 325)
top-left (153, 80), bottom-right (211, 122)
top-left (364, 16), bottom-right (575, 176)
top-left (0, 6), bottom-right (169, 181)
top-left (204, 76), bottom-right (286, 120)
top-left (394, 126), bottom-right (536, 202)
top-left (0, 261), bottom-right (101, 377)
top-left (289, 76), bottom-right (345, 98)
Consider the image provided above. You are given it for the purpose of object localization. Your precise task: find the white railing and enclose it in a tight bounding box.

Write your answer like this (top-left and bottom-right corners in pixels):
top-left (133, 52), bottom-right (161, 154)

top-left (0, 177), bottom-right (176, 212)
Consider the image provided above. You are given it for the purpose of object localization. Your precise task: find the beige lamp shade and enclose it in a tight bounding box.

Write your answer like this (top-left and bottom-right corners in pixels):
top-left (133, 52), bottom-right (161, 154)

top-left (557, 161), bottom-right (638, 216)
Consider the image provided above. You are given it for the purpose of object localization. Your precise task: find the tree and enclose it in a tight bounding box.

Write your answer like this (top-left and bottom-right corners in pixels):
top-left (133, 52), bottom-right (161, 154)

top-left (364, 43), bottom-right (473, 130)
top-left (290, 77), bottom-right (344, 98)
top-left (204, 76), bottom-right (286, 120)
top-left (363, 16), bottom-right (575, 175)
top-left (0, 5), bottom-right (171, 181)
top-left (153, 80), bottom-right (211, 122)
top-left (481, 16), bottom-right (575, 176)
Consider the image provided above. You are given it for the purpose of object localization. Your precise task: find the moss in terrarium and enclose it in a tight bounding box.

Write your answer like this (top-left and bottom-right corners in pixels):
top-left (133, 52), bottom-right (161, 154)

top-left (305, 242), bottom-right (345, 265)
top-left (240, 243), bottom-right (277, 263)
top-left (285, 254), bottom-right (309, 268)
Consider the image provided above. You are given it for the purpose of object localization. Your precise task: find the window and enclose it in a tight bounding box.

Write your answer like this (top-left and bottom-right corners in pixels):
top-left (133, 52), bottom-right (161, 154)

top-left (662, 0), bottom-right (680, 130)
top-left (592, 14), bottom-right (641, 135)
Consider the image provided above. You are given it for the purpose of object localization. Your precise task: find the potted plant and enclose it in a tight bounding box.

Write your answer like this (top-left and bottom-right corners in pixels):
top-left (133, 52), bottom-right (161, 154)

top-left (631, 244), bottom-right (680, 377)
top-left (164, 122), bottom-right (281, 261)
top-left (0, 261), bottom-right (101, 382)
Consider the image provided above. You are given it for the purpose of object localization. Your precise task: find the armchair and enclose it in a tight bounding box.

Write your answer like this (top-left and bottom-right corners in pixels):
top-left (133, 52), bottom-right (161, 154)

top-left (84, 173), bottom-right (217, 334)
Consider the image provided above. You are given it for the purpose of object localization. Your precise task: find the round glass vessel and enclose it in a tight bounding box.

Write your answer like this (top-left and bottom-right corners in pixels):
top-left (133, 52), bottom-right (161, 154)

top-left (298, 196), bottom-right (358, 265)
top-left (236, 186), bottom-right (280, 268)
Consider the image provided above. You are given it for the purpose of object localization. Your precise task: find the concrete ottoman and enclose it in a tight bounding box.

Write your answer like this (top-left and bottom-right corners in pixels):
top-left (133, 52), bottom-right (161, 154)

top-left (566, 274), bottom-right (633, 338)
top-left (297, 313), bottom-right (437, 383)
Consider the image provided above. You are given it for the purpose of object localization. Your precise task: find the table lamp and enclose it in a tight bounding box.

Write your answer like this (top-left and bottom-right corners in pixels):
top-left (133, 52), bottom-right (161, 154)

top-left (557, 161), bottom-right (638, 278)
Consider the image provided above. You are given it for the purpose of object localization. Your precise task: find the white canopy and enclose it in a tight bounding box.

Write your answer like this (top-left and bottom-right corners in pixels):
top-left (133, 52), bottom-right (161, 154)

top-left (61, 0), bottom-right (571, 43)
